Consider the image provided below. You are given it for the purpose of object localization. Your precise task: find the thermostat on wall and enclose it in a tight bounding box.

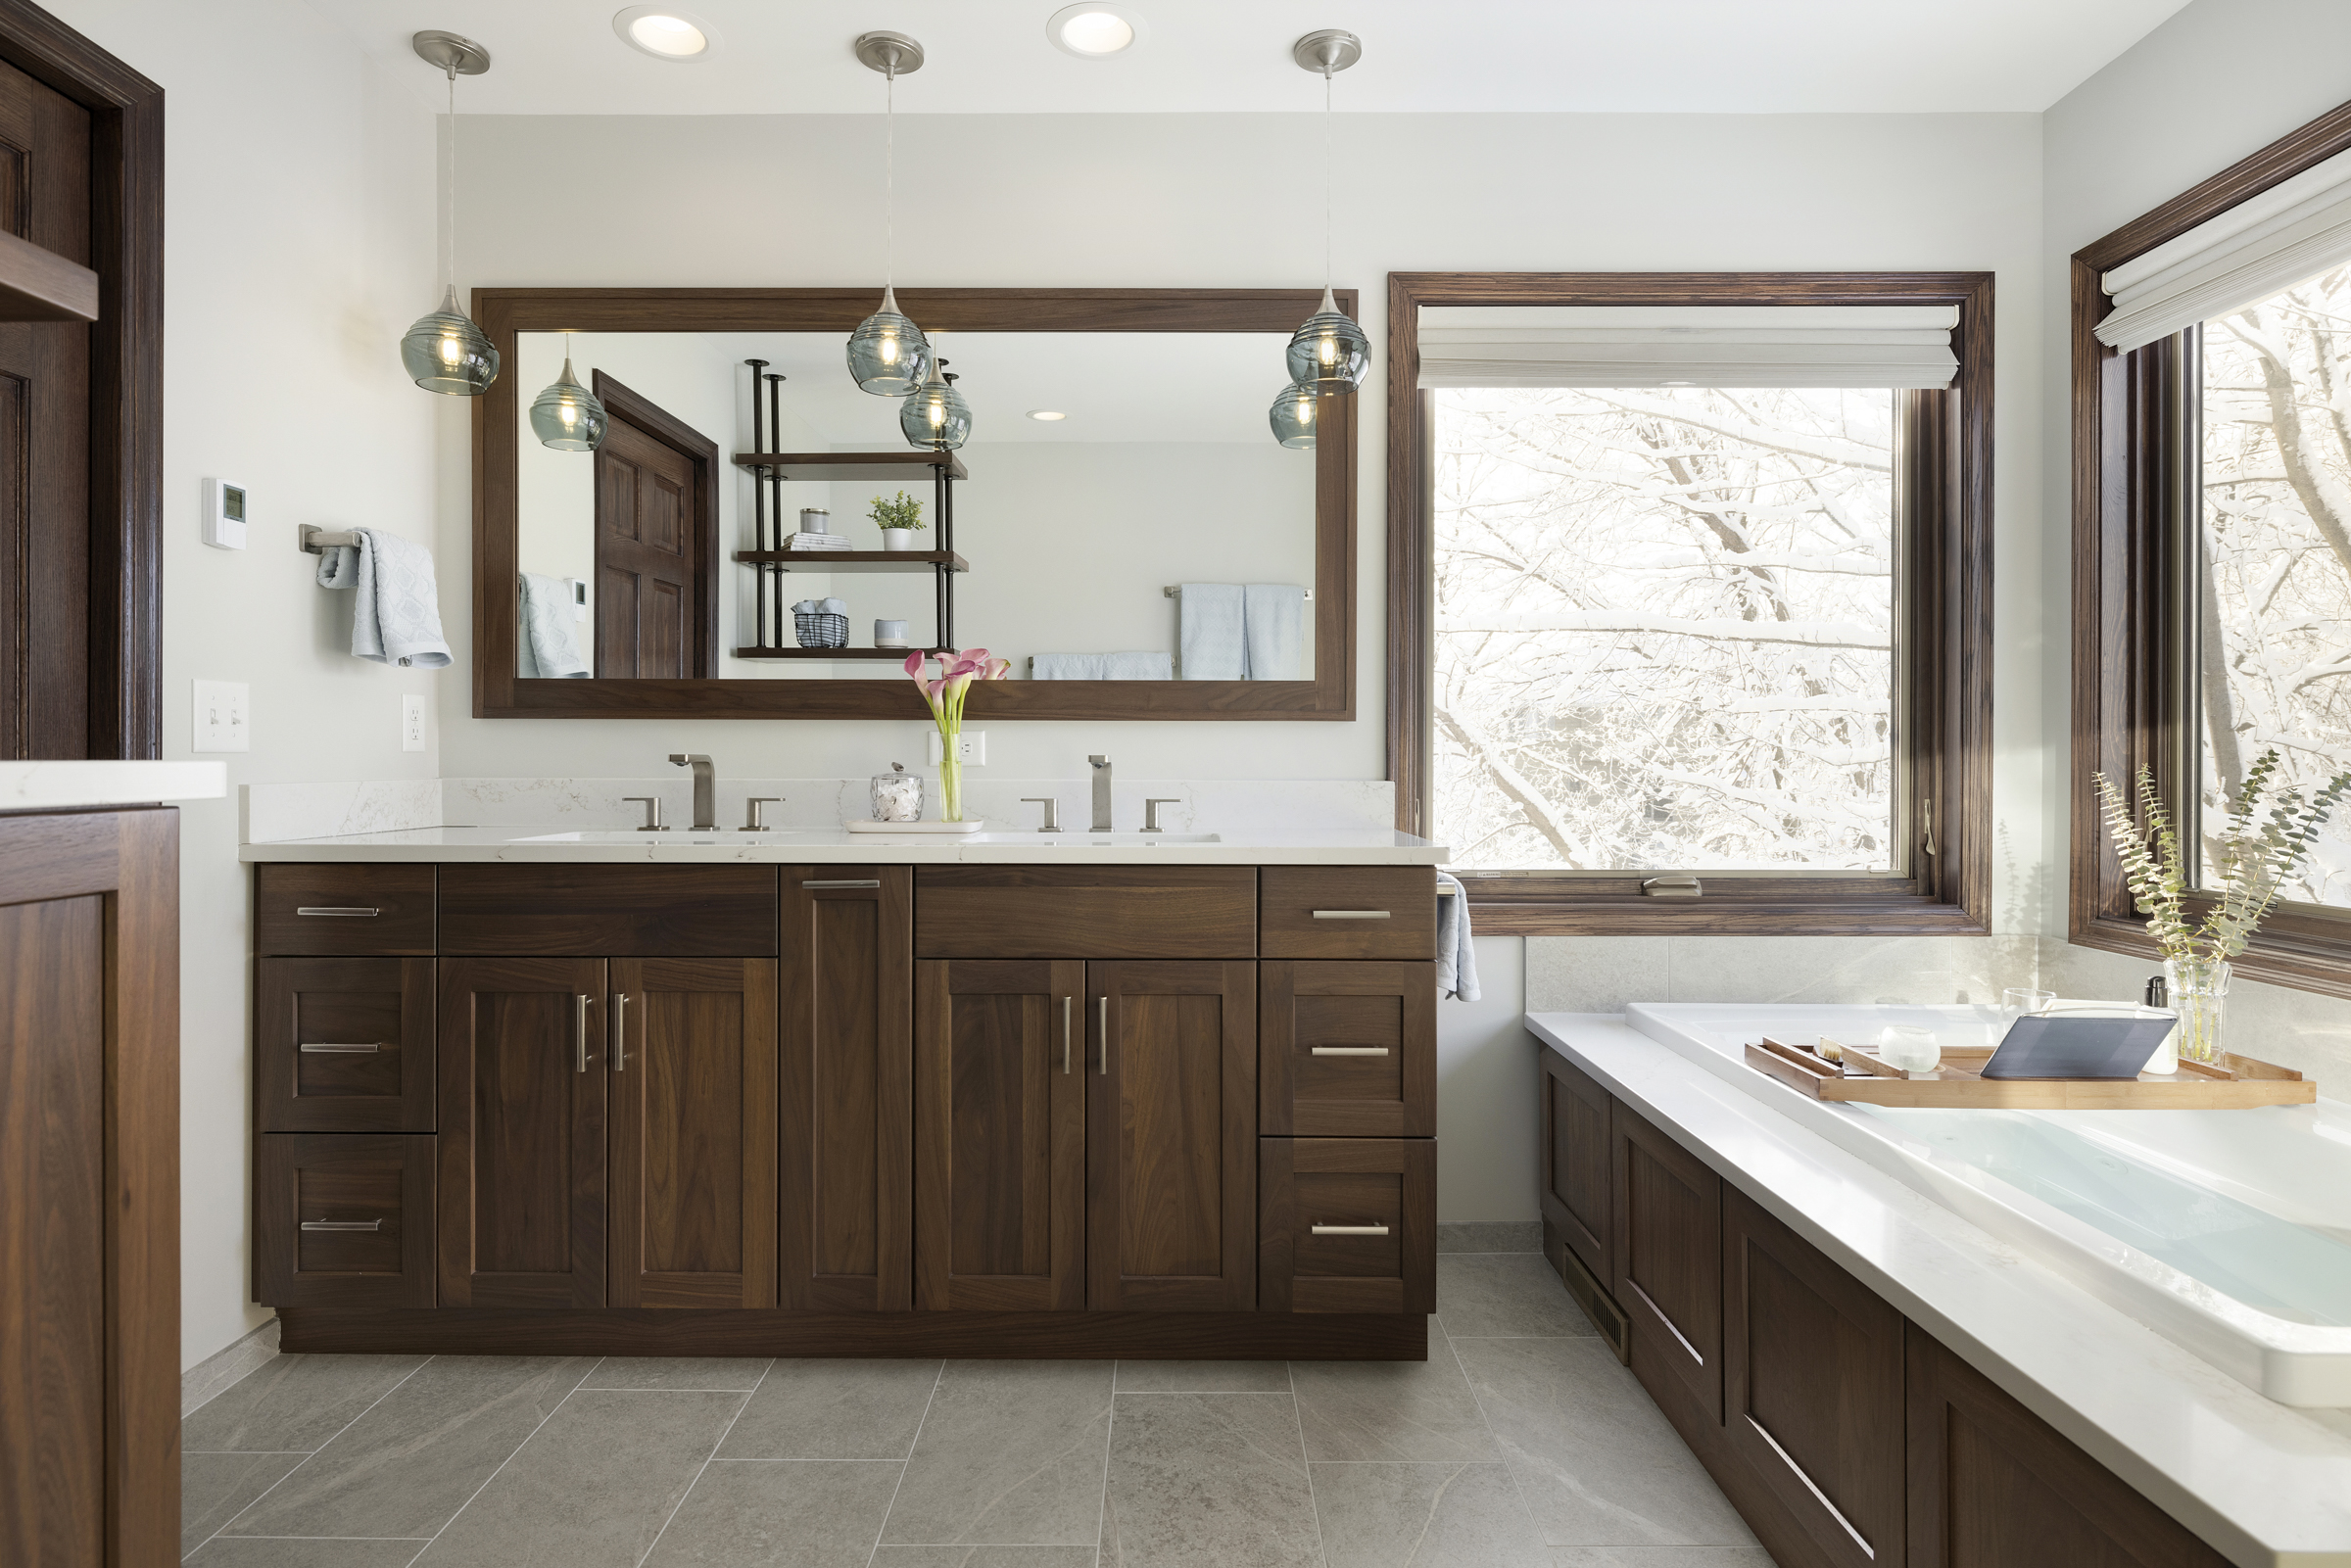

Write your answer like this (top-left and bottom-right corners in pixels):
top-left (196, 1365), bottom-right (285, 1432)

top-left (202, 478), bottom-right (247, 550)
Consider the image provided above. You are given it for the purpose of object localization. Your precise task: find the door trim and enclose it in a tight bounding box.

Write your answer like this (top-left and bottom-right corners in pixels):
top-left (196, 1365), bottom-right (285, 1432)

top-left (591, 370), bottom-right (718, 679)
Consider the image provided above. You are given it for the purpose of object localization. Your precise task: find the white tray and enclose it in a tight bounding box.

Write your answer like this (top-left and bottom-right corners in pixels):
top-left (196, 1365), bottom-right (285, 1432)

top-left (842, 818), bottom-right (984, 834)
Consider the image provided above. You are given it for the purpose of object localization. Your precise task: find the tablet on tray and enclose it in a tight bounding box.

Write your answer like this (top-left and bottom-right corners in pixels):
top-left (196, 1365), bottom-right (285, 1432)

top-left (1981, 1013), bottom-right (2177, 1079)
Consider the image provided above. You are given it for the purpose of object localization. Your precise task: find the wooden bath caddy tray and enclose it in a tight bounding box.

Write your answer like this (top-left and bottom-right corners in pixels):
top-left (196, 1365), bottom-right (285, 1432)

top-left (1742, 1034), bottom-right (2316, 1110)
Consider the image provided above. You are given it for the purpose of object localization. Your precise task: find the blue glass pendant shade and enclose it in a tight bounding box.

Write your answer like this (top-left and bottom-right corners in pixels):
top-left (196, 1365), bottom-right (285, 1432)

top-left (900, 361), bottom-right (972, 450)
top-left (529, 355), bottom-right (606, 451)
top-left (1285, 285), bottom-right (1369, 395)
top-left (847, 285), bottom-right (934, 396)
top-left (401, 284), bottom-right (500, 396)
top-left (1270, 383), bottom-right (1319, 449)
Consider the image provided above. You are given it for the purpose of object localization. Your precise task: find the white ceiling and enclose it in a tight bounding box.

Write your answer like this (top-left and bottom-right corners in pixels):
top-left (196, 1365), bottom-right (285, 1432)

top-left (316, 0), bottom-right (2191, 118)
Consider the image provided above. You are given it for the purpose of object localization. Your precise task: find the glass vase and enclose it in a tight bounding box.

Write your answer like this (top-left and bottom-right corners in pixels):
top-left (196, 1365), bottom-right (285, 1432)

top-left (936, 748), bottom-right (964, 822)
top-left (2163, 956), bottom-right (2231, 1066)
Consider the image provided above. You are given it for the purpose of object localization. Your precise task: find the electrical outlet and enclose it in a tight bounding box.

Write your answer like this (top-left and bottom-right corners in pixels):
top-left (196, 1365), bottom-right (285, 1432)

top-left (402, 693), bottom-right (428, 752)
top-left (926, 730), bottom-right (985, 765)
top-left (192, 679), bottom-right (250, 752)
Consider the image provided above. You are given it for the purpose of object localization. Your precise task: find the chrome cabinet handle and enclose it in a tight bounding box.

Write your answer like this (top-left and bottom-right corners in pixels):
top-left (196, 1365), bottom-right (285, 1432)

top-left (1061, 995), bottom-right (1074, 1074)
top-left (1310, 1223), bottom-right (1390, 1236)
top-left (575, 993), bottom-right (591, 1072)
top-left (296, 906), bottom-right (379, 918)
top-left (1312, 910), bottom-right (1392, 920)
top-left (1311, 1046), bottom-right (1390, 1057)
top-left (1097, 995), bottom-right (1109, 1075)
top-left (300, 1219), bottom-right (382, 1232)
top-left (300, 1042), bottom-right (384, 1054)
top-left (610, 992), bottom-right (629, 1071)
top-left (801, 879), bottom-right (881, 889)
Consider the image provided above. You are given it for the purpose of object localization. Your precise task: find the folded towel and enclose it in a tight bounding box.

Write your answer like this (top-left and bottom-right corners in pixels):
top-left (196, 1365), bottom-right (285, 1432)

top-left (1243, 583), bottom-right (1304, 681)
top-left (1178, 582), bottom-right (1245, 681)
top-left (1031, 651), bottom-right (1174, 680)
top-left (316, 527), bottom-right (452, 668)
top-left (1435, 872), bottom-right (1480, 1002)
top-left (786, 533), bottom-right (851, 550)
top-left (517, 572), bottom-right (590, 678)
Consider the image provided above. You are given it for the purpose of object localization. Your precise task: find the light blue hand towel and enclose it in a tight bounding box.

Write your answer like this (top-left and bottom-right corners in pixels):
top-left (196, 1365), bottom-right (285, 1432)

top-left (1436, 872), bottom-right (1479, 1001)
top-left (1032, 651), bottom-right (1173, 680)
top-left (1243, 584), bottom-right (1304, 681)
top-left (517, 572), bottom-right (590, 679)
top-left (1178, 582), bottom-right (1245, 681)
top-left (316, 527), bottom-right (452, 669)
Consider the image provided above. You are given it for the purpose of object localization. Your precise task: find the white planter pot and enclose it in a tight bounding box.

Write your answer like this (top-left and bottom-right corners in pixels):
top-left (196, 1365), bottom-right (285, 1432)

top-left (880, 529), bottom-right (922, 552)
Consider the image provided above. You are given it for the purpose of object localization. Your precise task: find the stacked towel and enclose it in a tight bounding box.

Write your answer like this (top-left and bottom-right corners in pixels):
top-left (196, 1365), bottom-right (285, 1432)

top-left (517, 572), bottom-right (590, 678)
top-left (786, 533), bottom-right (851, 551)
top-left (316, 528), bottom-right (452, 669)
top-left (1435, 872), bottom-right (1479, 1001)
top-left (1177, 582), bottom-right (1246, 681)
top-left (1031, 651), bottom-right (1174, 680)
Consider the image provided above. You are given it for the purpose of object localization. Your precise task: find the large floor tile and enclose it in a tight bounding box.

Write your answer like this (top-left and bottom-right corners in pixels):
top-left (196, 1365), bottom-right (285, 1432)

top-left (182, 1354), bottom-right (426, 1453)
top-left (412, 1388), bottom-right (746, 1568)
top-left (870, 1549), bottom-right (1101, 1567)
top-left (643, 1458), bottom-right (901, 1566)
top-left (1102, 1392), bottom-right (1321, 1568)
top-left (1454, 1338), bottom-right (1752, 1548)
top-left (1437, 1254), bottom-right (1594, 1338)
top-left (1116, 1359), bottom-right (1291, 1392)
top-left (881, 1361), bottom-right (1111, 1546)
top-left (1312, 1461), bottom-right (1549, 1567)
top-left (184, 1540), bottom-right (428, 1568)
top-left (1291, 1330), bottom-right (1498, 1462)
top-left (222, 1356), bottom-right (596, 1542)
top-left (181, 1451), bottom-right (307, 1553)
top-left (1550, 1550), bottom-right (1777, 1567)
top-left (585, 1356), bottom-right (773, 1392)
top-left (719, 1358), bottom-right (942, 1460)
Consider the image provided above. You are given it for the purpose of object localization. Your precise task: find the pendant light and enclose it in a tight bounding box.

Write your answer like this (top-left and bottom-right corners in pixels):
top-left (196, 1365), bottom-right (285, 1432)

top-left (1269, 383), bottom-right (1319, 450)
top-left (530, 334), bottom-right (607, 451)
top-left (900, 360), bottom-right (972, 450)
top-left (399, 31), bottom-right (500, 397)
top-left (1282, 30), bottom-right (1368, 400)
top-left (846, 32), bottom-right (933, 396)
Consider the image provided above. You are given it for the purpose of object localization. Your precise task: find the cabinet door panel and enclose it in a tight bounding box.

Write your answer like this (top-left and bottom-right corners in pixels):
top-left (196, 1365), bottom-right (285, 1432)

top-left (1612, 1098), bottom-right (1722, 1421)
top-left (915, 958), bottom-right (1084, 1310)
top-left (1087, 960), bottom-right (1256, 1311)
top-left (255, 1133), bottom-right (435, 1307)
top-left (256, 957), bottom-right (434, 1132)
top-left (610, 958), bottom-right (777, 1307)
top-left (781, 869), bottom-right (913, 1310)
top-left (437, 957), bottom-right (606, 1307)
top-left (1260, 1137), bottom-right (1435, 1313)
top-left (1539, 1047), bottom-right (1610, 1279)
top-left (1261, 961), bottom-right (1434, 1137)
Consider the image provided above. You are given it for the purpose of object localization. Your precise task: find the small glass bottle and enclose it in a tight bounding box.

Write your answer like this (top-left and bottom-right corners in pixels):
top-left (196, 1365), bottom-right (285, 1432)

top-left (871, 762), bottom-right (924, 823)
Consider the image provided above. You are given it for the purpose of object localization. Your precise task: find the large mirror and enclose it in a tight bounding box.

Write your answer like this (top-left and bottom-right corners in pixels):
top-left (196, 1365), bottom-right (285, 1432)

top-left (473, 290), bottom-right (1356, 721)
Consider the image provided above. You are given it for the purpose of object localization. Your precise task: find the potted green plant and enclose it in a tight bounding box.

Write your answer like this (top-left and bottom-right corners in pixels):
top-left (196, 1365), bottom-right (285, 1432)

top-left (2093, 749), bottom-right (2351, 1064)
top-left (870, 490), bottom-right (926, 552)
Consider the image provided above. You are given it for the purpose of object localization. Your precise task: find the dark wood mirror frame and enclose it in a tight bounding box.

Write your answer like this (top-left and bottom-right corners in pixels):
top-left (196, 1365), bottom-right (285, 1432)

top-left (471, 287), bottom-right (1357, 722)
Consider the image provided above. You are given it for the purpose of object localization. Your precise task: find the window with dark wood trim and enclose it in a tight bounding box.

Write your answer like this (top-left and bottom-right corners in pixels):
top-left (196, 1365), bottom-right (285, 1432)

top-left (1387, 273), bottom-right (1992, 936)
top-left (2073, 100), bottom-right (2351, 1000)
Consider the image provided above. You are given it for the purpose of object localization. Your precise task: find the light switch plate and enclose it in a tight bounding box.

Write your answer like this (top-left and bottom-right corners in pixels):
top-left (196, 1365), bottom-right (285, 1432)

top-left (402, 693), bottom-right (428, 752)
top-left (192, 679), bottom-right (250, 752)
top-left (926, 730), bottom-right (985, 765)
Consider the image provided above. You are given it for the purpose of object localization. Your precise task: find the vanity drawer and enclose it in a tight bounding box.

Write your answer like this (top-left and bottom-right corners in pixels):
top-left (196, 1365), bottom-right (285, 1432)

top-left (256, 864), bottom-right (436, 955)
top-left (915, 866), bottom-right (1255, 958)
top-left (438, 864), bottom-right (780, 955)
top-left (1259, 867), bottom-right (1437, 960)
top-left (1261, 961), bottom-right (1435, 1137)
top-left (256, 958), bottom-right (435, 1132)
top-left (255, 1132), bottom-right (436, 1308)
top-left (1259, 1137), bottom-right (1435, 1314)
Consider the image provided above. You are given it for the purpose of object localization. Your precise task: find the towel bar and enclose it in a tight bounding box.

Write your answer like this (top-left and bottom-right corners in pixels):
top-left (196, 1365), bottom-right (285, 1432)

top-left (299, 525), bottom-right (360, 554)
top-left (1162, 585), bottom-right (1312, 599)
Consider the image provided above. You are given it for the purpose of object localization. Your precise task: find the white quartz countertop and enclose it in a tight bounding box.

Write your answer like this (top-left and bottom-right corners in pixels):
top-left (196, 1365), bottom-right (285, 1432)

top-left (1528, 1011), bottom-right (2351, 1568)
top-left (0, 759), bottom-right (225, 811)
top-left (239, 824), bottom-right (1449, 865)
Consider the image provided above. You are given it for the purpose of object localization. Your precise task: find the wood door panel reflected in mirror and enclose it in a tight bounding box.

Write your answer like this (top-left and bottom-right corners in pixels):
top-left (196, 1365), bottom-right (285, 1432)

top-left (475, 290), bottom-right (1355, 721)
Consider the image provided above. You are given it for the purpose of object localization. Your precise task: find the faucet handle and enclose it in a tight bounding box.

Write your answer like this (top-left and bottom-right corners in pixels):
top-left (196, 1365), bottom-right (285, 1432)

top-left (622, 796), bottom-right (668, 832)
top-left (1143, 798), bottom-right (1180, 833)
top-left (1021, 796), bottom-right (1062, 832)
top-left (1088, 754), bottom-right (1110, 767)
top-left (744, 796), bottom-right (782, 832)
top-left (668, 752), bottom-right (709, 768)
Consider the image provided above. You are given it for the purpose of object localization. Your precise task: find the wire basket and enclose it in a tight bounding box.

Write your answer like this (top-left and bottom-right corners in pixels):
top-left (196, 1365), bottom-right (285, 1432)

top-left (793, 610), bottom-right (848, 649)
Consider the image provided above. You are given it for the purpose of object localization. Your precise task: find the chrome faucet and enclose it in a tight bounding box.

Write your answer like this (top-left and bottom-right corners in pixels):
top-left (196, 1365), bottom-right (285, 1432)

top-left (1088, 754), bottom-right (1113, 832)
top-left (669, 753), bottom-right (717, 832)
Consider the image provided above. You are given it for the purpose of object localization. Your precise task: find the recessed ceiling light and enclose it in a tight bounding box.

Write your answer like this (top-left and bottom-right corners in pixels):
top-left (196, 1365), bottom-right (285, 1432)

top-left (613, 6), bottom-right (718, 62)
top-left (1027, 409), bottom-right (1067, 421)
top-left (1047, 3), bottom-right (1145, 58)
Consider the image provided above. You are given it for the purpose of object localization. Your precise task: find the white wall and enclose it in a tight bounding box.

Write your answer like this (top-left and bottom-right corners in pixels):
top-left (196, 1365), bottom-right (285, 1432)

top-left (46, 0), bottom-right (441, 1367)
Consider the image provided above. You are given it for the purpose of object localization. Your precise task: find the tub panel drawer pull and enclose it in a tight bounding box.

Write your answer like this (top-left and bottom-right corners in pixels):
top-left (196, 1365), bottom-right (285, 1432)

top-left (298, 1042), bottom-right (383, 1054)
top-left (1310, 1223), bottom-right (1390, 1236)
top-left (1311, 910), bottom-right (1391, 920)
top-left (300, 1219), bottom-right (382, 1232)
top-left (295, 906), bottom-right (380, 918)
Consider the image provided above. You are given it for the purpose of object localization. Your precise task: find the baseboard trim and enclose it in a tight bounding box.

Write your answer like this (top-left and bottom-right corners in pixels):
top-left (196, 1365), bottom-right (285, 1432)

top-left (182, 1316), bottom-right (280, 1415)
top-left (278, 1307), bottom-right (1426, 1361)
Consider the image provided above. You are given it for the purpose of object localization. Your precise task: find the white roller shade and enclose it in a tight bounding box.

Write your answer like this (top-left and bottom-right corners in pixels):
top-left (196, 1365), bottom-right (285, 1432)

top-left (2097, 145), bottom-right (2351, 354)
top-left (1415, 306), bottom-right (1959, 390)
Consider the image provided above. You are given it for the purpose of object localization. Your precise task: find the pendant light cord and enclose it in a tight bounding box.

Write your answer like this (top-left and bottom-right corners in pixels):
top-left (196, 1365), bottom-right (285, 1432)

top-left (443, 66), bottom-right (457, 297)
top-left (885, 66), bottom-right (896, 290)
top-left (1323, 69), bottom-right (1332, 292)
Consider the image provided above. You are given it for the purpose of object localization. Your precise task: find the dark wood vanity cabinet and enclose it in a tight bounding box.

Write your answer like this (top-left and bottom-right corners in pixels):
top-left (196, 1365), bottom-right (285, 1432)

top-left (255, 957), bottom-right (435, 1132)
top-left (1538, 1046), bottom-right (1609, 1278)
top-left (255, 1133), bottom-right (436, 1308)
top-left (1612, 1095), bottom-right (1724, 1421)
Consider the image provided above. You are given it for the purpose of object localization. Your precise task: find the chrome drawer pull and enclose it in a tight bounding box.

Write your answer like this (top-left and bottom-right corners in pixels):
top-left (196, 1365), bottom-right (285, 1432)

top-left (802, 879), bottom-right (882, 889)
top-left (610, 992), bottom-right (629, 1071)
top-left (1062, 995), bottom-right (1074, 1075)
top-left (1312, 910), bottom-right (1391, 920)
top-left (299, 1042), bottom-right (383, 1054)
top-left (1098, 995), bottom-right (1109, 1075)
top-left (575, 994), bottom-right (591, 1073)
top-left (300, 1219), bottom-right (382, 1232)
top-left (296, 906), bottom-right (380, 918)
top-left (1311, 1046), bottom-right (1390, 1057)
top-left (1310, 1223), bottom-right (1390, 1236)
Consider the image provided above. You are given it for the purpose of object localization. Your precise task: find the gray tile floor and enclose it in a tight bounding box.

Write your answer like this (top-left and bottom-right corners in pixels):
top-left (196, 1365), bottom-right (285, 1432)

top-left (182, 1246), bottom-right (1764, 1567)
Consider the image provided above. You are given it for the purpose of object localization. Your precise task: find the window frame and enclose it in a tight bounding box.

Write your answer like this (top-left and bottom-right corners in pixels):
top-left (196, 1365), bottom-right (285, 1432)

top-left (2071, 99), bottom-right (2351, 999)
top-left (1386, 271), bottom-right (1993, 936)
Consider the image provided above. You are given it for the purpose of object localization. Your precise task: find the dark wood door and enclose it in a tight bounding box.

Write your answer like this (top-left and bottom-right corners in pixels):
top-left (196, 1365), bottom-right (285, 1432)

top-left (437, 957), bottom-right (607, 1307)
top-left (915, 958), bottom-right (1084, 1310)
top-left (609, 958), bottom-right (778, 1307)
top-left (255, 957), bottom-right (434, 1132)
top-left (1086, 960), bottom-right (1256, 1311)
top-left (782, 870), bottom-right (913, 1310)
top-left (0, 57), bottom-right (89, 759)
top-left (1539, 1046), bottom-right (1610, 1278)
top-left (1906, 1326), bottom-right (2227, 1568)
top-left (1260, 960), bottom-right (1434, 1137)
top-left (1725, 1186), bottom-right (1903, 1568)
top-left (254, 1133), bottom-right (435, 1308)
top-left (594, 374), bottom-right (712, 679)
top-left (1613, 1098), bottom-right (1723, 1421)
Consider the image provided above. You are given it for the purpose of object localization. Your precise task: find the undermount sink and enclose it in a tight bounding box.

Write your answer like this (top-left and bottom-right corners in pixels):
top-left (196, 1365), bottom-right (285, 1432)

top-left (963, 832), bottom-right (1222, 845)
top-left (510, 830), bottom-right (829, 844)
